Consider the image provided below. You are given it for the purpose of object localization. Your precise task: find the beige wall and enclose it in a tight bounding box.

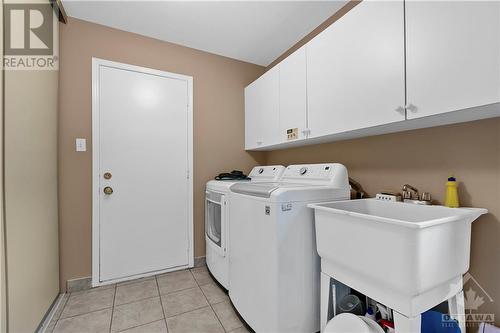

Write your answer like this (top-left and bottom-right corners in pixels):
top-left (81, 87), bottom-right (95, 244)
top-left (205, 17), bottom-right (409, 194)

top-left (266, 118), bottom-right (500, 327)
top-left (58, 18), bottom-right (265, 290)
top-left (4, 60), bottom-right (60, 333)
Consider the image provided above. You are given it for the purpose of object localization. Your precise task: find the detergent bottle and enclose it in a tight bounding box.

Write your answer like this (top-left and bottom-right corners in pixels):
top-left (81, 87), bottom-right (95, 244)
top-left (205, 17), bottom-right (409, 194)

top-left (445, 176), bottom-right (459, 208)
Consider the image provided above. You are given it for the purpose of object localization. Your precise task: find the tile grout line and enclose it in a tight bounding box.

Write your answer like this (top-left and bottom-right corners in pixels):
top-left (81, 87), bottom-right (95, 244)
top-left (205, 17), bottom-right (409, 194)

top-left (108, 284), bottom-right (118, 333)
top-left (190, 269), bottom-right (228, 333)
top-left (59, 306), bottom-right (113, 321)
top-left (155, 275), bottom-right (167, 323)
top-left (159, 285), bottom-right (200, 296)
top-left (57, 285), bottom-right (116, 321)
top-left (159, 272), bottom-right (213, 320)
top-left (195, 268), bottom-right (244, 332)
top-left (165, 304), bottom-right (213, 320)
top-left (157, 272), bottom-right (205, 296)
top-left (112, 279), bottom-right (162, 307)
top-left (115, 319), bottom-right (166, 333)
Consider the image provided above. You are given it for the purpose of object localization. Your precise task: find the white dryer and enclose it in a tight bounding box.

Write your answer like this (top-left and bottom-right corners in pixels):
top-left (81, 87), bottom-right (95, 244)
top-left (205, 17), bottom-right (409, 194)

top-left (228, 164), bottom-right (350, 333)
top-left (205, 165), bottom-right (285, 290)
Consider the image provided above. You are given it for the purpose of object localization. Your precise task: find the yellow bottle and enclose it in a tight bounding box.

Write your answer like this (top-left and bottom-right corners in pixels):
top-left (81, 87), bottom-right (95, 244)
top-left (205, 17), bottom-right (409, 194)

top-left (445, 176), bottom-right (459, 208)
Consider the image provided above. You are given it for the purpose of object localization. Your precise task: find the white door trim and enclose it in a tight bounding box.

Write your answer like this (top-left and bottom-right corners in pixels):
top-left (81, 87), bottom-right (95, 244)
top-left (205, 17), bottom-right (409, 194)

top-left (91, 57), bottom-right (194, 286)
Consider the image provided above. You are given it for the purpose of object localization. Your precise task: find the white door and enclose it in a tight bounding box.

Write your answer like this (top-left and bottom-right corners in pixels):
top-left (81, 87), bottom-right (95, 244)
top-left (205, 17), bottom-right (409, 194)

top-left (244, 66), bottom-right (279, 149)
top-left (92, 58), bottom-right (193, 284)
top-left (405, 1), bottom-right (500, 119)
top-left (279, 46), bottom-right (307, 142)
top-left (306, 0), bottom-right (406, 138)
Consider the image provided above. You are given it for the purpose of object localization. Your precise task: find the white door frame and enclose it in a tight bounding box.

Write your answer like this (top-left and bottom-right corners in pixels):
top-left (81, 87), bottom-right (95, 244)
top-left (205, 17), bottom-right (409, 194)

top-left (91, 57), bottom-right (194, 286)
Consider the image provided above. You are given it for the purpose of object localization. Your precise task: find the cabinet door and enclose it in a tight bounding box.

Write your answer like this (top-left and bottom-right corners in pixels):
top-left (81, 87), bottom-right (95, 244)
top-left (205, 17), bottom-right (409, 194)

top-left (244, 67), bottom-right (280, 149)
top-left (406, 1), bottom-right (500, 119)
top-left (279, 47), bottom-right (307, 142)
top-left (307, 1), bottom-right (405, 138)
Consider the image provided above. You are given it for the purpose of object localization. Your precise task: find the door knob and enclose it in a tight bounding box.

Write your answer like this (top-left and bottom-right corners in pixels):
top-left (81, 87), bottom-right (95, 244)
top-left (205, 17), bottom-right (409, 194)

top-left (103, 186), bottom-right (113, 195)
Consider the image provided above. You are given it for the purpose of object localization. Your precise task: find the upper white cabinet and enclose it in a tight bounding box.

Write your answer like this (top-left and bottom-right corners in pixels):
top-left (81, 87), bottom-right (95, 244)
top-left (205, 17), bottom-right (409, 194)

top-left (405, 1), bottom-right (500, 119)
top-left (279, 47), bottom-right (307, 142)
top-left (307, 0), bottom-right (406, 139)
top-left (244, 66), bottom-right (280, 150)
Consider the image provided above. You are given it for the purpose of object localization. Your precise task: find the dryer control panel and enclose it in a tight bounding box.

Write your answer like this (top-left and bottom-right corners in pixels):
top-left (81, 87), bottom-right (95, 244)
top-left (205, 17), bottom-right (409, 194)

top-left (281, 164), bottom-right (349, 188)
top-left (249, 165), bottom-right (285, 181)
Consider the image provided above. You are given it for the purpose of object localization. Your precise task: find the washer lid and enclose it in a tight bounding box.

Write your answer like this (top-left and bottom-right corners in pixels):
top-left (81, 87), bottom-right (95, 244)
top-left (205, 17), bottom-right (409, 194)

top-left (324, 313), bottom-right (373, 333)
top-left (207, 179), bottom-right (250, 192)
top-left (230, 182), bottom-right (280, 198)
top-left (230, 182), bottom-right (311, 198)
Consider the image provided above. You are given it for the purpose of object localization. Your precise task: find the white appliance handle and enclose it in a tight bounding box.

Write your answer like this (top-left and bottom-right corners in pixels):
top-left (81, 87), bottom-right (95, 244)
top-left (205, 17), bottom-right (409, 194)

top-left (206, 197), bottom-right (223, 205)
top-left (220, 196), bottom-right (226, 253)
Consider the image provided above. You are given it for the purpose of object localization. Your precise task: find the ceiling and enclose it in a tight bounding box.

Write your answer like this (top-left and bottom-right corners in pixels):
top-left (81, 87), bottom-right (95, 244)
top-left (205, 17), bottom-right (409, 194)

top-left (62, 1), bottom-right (347, 66)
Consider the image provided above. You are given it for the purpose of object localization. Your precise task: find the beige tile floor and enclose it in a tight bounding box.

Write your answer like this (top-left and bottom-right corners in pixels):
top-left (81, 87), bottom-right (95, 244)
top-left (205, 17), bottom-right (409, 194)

top-left (47, 266), bottom-right (252, 333)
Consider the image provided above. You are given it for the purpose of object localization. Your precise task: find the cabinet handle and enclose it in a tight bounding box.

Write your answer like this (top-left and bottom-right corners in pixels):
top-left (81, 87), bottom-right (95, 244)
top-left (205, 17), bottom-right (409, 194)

top-left (301, 129), bottom-right (311, 135)
top-left (405, 104), bottom-right (418, 112)
top-left (256, 140), bottom-right (263, 145)
top-left (395, 106), bottom-right (405, 114)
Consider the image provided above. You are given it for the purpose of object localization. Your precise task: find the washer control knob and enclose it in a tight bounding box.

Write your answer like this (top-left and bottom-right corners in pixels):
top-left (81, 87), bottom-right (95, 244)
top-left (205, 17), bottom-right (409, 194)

top-left (299, 167), bottom-right (308, 175)
top-left (258, 168), bottom-right (264, 174)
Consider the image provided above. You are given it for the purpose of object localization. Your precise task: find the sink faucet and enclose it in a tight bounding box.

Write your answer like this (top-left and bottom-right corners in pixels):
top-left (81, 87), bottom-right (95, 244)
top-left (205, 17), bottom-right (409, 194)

top-left (349, 177), bottom-right (366, 199)
top-left (402, 184), bottom-right (419, 200)
top-left (401, 184), bottom-right (432, 205)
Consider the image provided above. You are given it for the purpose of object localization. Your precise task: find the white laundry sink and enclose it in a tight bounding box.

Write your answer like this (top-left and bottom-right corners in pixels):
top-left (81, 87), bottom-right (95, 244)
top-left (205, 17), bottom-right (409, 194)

top-left (308, 199), bottom-right (487, 316)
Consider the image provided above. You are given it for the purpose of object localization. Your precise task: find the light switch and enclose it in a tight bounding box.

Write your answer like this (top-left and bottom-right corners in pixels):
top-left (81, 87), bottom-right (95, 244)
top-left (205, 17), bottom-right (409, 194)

top-left (76, 138), bottom-right (86, 152)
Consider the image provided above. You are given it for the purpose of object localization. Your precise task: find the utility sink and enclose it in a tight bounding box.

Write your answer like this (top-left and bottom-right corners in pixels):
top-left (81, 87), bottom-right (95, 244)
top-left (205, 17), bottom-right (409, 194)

top-left (308, 199), bottom-right (487, 316)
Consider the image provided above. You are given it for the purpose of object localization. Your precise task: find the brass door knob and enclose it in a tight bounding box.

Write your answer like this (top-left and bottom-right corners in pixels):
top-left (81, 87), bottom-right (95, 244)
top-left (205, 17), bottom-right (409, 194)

top-left (103, 186), bottom-right (113, 195)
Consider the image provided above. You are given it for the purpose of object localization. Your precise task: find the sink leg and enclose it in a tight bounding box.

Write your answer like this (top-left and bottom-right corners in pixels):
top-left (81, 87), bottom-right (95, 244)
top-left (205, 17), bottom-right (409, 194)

top-left (448, 290), bottom-right (466, 333)
top-left (394, 311), bottom-right (421, 333)
top-left (320, 272), bottom-right (330, 332)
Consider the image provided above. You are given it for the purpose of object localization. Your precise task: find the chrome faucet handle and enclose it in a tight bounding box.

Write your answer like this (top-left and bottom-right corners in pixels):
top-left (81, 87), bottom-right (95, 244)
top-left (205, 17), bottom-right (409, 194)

top-left (420, 192), bottom-right (432, 202)
top-left (402, 184), bottom-right (419, 200)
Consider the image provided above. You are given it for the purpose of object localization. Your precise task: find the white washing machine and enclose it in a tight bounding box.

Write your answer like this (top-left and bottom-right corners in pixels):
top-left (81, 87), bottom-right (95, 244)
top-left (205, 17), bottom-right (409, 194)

top-left (228, 163), bottom-right (350, 333)
top-left (205, 165), bottom-right (285, 290)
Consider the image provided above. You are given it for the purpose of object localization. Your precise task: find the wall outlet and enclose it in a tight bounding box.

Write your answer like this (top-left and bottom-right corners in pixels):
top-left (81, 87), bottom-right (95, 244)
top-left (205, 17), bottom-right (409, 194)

top-left (75, 138), bottom-right (86, 152)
